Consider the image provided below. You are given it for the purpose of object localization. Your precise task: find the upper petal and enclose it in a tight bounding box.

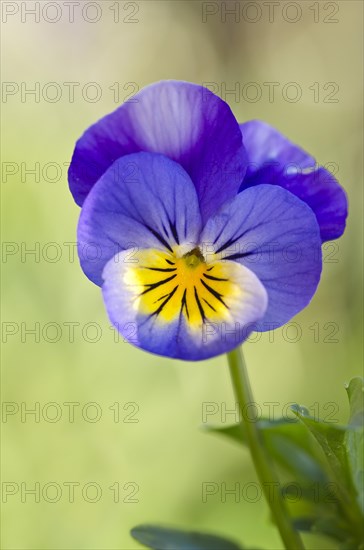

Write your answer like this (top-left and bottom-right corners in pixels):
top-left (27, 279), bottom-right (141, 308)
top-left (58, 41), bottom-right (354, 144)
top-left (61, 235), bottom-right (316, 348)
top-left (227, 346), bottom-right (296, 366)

top-left (69, 80), bottom-right (247, 222)
top-left (240, 120), bottom-right (316, 172)
top-left (239, 120), bottom-right (348, 241)
top-left (77, 152), bottom-right (202, 286)
top-left (201, 184), bottom-right (323, 330)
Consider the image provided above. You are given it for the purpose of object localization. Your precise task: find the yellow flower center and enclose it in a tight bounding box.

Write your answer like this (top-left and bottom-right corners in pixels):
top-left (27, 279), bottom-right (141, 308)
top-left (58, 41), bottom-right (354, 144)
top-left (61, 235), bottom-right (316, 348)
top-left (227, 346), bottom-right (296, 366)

top-left (124, 246), bottom-right (239, 329)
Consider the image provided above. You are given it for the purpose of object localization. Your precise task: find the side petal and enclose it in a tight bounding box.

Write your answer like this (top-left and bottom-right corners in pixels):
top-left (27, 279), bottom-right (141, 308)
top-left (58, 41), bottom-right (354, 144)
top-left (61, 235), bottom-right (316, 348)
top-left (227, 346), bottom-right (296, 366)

top-left (69, 80), bottom-right (247, 222)
top-left (201, 184), bottom-right (322, 330)
top-left (239, 120), bottom-right (348, 241)
top-left (77, 152), bottom-right (202, 286)
top-left (102, 248), bottom-right (268, 361)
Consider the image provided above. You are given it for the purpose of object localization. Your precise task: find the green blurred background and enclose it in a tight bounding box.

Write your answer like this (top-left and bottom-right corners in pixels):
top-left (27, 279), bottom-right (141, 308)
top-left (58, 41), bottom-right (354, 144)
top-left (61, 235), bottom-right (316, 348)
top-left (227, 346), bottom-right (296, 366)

top-left (1, 1), bottom-right (363, 548)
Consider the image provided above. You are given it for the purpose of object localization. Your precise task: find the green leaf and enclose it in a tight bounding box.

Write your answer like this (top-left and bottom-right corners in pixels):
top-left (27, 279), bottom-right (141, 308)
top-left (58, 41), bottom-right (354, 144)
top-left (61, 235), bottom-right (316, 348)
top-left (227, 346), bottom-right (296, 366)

top-left (205, 411), bottom-right (362, 544)
top-left (204, 418), bottom-right (327, 482)
top-left (346, 377), bottom-right (364, 426)
top-left (292, 400), bottom-right (364, 543)
top-left (290, 404), bottom-right (350, 487)
top-left (293, 514), bottom-right (351, 542)
top-left (130, 525), bottom-right (244, 550)
top-left (345, 377), bottom-right (364, 514)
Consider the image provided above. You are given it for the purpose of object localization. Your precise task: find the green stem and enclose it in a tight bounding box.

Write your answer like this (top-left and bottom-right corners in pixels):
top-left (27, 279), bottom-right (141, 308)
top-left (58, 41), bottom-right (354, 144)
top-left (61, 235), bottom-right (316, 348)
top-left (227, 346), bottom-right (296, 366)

top-left (227, 347), bottom-right (305, 550)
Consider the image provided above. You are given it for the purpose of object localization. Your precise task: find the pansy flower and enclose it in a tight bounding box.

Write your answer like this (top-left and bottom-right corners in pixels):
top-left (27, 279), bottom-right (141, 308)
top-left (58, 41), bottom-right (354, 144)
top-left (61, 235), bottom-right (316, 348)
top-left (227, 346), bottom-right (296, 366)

top-left (69, 81), bottom-right (347, 360)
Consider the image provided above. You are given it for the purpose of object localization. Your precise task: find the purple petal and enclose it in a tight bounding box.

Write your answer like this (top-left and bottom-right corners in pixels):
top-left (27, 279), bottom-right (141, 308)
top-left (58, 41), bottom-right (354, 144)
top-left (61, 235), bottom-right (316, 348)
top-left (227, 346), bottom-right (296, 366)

top-left (69, 80), bottom-right (247, 222)
top-left (201, 184), bottom-right (322, 330)
top-left (102, 248), bottom-right (268, 361)
top-left (77, 152), bottom-right (202, 286)
top-left (240, 120), bottom-right (348, 241)
top-left (241, 120), bottom-right (316, 173)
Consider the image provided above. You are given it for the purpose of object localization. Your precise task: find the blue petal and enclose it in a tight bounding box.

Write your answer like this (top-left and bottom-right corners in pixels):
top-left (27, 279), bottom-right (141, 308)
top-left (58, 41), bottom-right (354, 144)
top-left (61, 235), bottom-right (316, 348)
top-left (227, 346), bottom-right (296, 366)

top-left (102, 248), bottom-right (268, 361)
top-left (240, 120), bottom-right (316, 172)
top-left (201, 184), bottom-right (323, 330)
top-left (69, 80), bottom-right (247, 222)
top-left (239, 120), bottom-right (348, 241)
top-left (77, 152), bottom-right (202, 286)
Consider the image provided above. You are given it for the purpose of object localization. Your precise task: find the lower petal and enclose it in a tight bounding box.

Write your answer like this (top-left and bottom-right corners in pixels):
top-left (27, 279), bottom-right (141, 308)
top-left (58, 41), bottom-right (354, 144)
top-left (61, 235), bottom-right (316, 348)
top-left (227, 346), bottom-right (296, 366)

top-left (102, 247), bottom-right (268, 361)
